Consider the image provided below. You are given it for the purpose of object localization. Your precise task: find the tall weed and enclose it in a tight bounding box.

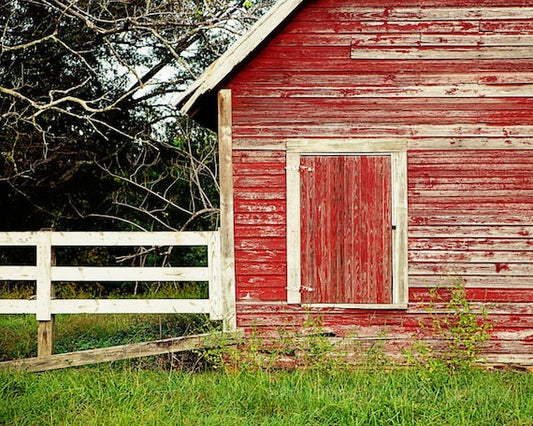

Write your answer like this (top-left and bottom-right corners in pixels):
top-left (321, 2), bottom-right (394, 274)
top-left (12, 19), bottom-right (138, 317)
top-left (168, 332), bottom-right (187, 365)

top-left (404, 278), bottom-right (493, 372)
top-left (199, 315), bottom-right (393, 373)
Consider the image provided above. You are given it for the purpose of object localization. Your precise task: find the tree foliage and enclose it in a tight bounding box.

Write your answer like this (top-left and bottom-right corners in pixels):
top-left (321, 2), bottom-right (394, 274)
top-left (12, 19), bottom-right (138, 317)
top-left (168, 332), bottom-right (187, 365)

top-left (0, 0), bottom-right (273, 231)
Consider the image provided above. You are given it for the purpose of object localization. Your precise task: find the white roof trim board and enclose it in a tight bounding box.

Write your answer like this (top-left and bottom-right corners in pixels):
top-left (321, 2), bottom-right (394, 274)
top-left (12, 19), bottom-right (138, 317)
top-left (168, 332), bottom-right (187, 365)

top-left (178, 0), bottom-right (306, 116)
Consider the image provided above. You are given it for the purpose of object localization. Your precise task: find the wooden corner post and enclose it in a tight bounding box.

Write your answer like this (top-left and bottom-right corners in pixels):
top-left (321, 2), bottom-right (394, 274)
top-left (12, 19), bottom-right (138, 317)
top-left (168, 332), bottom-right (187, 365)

top-left (218, 89), bottom-right (237, 331)
top-left (36, 230), bottom-right (55, 357)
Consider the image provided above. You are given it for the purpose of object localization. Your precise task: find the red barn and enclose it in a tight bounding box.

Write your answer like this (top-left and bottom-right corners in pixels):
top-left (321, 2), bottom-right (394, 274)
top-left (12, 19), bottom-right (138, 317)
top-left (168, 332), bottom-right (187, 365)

top-left (179, 0), bottom-right (533, 364)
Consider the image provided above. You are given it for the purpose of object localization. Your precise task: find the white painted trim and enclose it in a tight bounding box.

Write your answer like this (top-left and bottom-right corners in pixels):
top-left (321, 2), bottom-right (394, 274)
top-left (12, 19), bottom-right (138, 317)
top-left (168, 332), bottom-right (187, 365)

top-left (0, 231), bottom-right (216, 246)
top-left (0, 297), bottom-right (212, 315)
top-left (286, 151), bottom-right (301, 304)
top-left (286, 141), bottom-right (408, 308)
top-left (51, 231), bottom-right (213, 246)
top-left (36, 232), bottom-right (52, 321)
top-left (392, 151), bottom-right (408, 305)
top-left (50, 299), bottom-right (210, 315)
top-left (287, 139), bottom-right (408, 153)
top-left (218, 89), bottom-right (237, 331)
top-left (288, 137), bottom-right (533, 152)
top-left (208, 231), bottom-right (224, 320)
top-left (0, 300), bottom-right (36, 314)
top-left (0, 232), bottom-right (39, 245)
top-left (0, 266), bottom-right (37, 280)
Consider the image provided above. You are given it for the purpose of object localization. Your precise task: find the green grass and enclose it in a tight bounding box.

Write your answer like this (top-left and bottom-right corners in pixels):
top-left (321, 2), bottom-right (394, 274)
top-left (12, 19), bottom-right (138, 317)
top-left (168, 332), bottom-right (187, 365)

top-left (1, 281), bottom-right (531, 425)
top-left (0, 280), bottom-right (217, 361)
top-left (0, 314), bottom-right (217, 361)
top-left (0, 366), bottom-right (531, 425)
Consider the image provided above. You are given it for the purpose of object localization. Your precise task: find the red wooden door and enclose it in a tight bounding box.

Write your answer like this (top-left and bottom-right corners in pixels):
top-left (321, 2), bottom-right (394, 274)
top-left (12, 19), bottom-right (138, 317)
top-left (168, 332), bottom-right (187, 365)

top-left (300, 155), bottom-right (392, 304)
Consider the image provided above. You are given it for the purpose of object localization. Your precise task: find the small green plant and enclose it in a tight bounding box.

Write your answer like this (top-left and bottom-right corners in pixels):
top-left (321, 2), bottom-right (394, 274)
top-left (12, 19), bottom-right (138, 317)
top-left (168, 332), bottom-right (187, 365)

top-left (404, 277), bottom-right (493, 371)
top-left (199, 325), bottom-right (295, 373)
top-left (290, 316), bottom-right (341, 371)
top-left (198, 314), bottom-right (393, 373)
top-left (360, 329), bottom-right (392, 370)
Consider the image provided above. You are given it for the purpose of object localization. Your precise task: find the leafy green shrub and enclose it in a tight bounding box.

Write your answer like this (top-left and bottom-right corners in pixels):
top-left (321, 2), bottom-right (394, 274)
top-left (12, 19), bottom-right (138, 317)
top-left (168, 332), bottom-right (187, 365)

top-left (404, 278), bottom-right (493, 371)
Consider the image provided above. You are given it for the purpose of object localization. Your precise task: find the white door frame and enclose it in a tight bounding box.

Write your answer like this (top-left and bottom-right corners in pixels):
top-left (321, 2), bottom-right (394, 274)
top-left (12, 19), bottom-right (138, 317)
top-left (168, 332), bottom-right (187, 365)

top-left (286, 138), bottom-right (408, 309)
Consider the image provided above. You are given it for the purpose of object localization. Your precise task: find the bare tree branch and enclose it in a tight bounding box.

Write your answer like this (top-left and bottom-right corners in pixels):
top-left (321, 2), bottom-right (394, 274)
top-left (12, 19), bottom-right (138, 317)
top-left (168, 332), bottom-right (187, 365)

top-left (0, 0), bottom-right (274, 232)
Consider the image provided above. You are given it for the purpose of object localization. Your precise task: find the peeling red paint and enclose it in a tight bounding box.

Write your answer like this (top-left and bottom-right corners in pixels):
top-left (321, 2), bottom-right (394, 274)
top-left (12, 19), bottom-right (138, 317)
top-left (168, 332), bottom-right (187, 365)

top-left (495, 263), bottom-right (511, 273)
top-left (221, 0), bottom-right (533, 359)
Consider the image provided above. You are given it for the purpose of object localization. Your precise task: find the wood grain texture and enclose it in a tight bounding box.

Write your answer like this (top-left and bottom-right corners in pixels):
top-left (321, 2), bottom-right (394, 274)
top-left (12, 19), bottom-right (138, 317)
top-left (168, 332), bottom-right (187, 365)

top-left (36, 232), bottom-right (52, 321)
top-left (408, 150), bottom-right (533, 286)
top-left (37, 320), bottom-right (54, 357)
top-left (352, 46), bottom-right (533, 60)
top-left (299, 155), bottom-right (392, 304)
top-left (293, 6), bottom-right (533, 21)
top-left (286, 151), bottom-right (301, 304)
top-left (222, 0), bottom-right (533, 358)
top-left (0, 332), bottom-right (242, 372)
top-left (235, 302), bottom-right (533, 335)
top-left (218, 89), bottom-right (237, 331)
top-left (233, 149), bottom-right (288, 303)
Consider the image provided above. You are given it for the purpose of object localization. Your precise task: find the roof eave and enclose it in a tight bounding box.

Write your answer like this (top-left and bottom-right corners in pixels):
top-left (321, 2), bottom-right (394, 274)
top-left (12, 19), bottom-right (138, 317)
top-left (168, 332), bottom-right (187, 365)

top-left (177, 0), bottom-right (307, 129)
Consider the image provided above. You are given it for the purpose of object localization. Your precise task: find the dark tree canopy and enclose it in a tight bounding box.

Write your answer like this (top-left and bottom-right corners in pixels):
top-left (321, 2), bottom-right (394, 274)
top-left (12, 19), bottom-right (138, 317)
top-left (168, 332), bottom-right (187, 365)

top-left (0, 0), bottom-right (273, 231)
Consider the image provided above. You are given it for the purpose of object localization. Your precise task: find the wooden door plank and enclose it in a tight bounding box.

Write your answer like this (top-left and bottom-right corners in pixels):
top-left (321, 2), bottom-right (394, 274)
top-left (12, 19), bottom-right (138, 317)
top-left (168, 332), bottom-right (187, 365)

top-left (300, 156), bottom-right (313, 302)
top-left (361, 157), bottom-right (372, 303)
top-left (316, 156), bottom-right (330, 303)
top-left (344, 157), bottom-right (358, 304)
top-left (332, 157), bottom-right (345, 302)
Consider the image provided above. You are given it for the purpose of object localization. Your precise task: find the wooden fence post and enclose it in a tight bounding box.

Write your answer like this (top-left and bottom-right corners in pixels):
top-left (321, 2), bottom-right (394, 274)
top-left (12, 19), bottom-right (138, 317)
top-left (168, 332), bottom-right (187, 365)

top-left (208, 232), bottom-right (223, 321)
top-left (37, 230), bottom-right (54, 357)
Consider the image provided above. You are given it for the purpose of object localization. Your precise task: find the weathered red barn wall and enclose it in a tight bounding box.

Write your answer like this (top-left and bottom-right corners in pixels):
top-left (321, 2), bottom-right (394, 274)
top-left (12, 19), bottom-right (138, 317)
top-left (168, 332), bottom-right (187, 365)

top-left (226, 0), bottom-right (533, 358)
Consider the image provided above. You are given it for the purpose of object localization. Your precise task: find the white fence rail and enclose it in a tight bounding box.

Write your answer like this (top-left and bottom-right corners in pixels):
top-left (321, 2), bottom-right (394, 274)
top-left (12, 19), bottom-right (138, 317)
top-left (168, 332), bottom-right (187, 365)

top-left (0, 231), bottom-right (223, 321)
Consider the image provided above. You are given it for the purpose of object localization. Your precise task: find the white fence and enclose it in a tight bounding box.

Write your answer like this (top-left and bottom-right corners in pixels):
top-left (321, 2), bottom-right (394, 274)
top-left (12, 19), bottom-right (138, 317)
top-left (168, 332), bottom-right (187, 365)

top-left (0, 231), bottom-right (223, 322)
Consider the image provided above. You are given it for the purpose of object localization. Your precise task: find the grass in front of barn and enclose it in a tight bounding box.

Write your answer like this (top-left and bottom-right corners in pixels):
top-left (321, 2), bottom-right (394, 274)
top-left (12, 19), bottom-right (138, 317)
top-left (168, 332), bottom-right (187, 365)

top-left (1, 280), bottom-right (531, 425)
top-left (1, 365), bottom-right (532, 425)
top-left (0, 280), bottom-right (217, 361)
top-left (0, 313), bottom-right (216, 361)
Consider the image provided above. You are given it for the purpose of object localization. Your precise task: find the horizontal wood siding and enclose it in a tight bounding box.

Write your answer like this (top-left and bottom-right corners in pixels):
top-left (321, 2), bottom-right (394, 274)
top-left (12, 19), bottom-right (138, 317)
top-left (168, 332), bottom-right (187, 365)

top-left (408, 150), bottom-right (533, 295)
top-left (226, 0), bottom-right (532, 355)
top-left (233, 150), bottom-right (287, 301)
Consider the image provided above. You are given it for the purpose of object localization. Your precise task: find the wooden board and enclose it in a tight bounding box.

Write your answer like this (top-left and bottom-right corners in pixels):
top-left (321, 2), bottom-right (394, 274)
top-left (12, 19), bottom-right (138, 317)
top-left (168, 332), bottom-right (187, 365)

top-left (293, 6), bottom-right (533, 22)
top-left (0, 332), bottom-right (242, 372)
top-left (218, 90), bottom-right (237, 331)
top-left (235, 302), bottom-right (533, 333)
top-left (232, 150), bottom-right (288, 302)
top-left (351, 47), bottom-right (533, 60)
